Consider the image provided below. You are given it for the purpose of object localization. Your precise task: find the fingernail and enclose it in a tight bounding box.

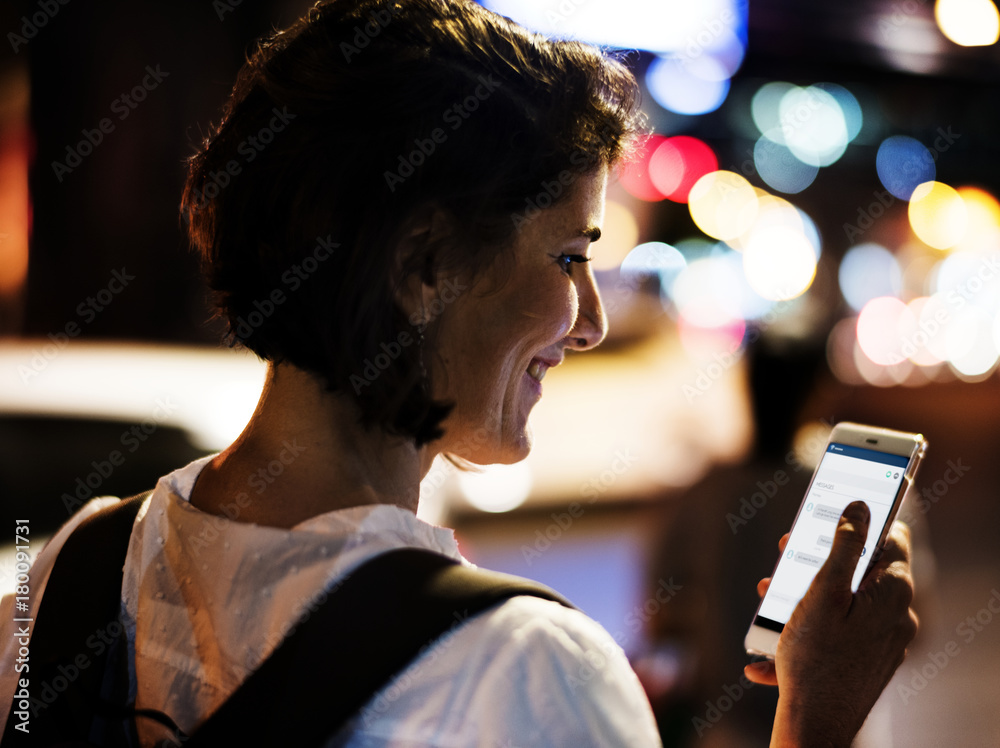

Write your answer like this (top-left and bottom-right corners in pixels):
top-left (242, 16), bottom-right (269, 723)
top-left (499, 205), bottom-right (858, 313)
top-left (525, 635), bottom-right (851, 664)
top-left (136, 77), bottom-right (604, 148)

top-left (843, 501), bottom-right (870, 524)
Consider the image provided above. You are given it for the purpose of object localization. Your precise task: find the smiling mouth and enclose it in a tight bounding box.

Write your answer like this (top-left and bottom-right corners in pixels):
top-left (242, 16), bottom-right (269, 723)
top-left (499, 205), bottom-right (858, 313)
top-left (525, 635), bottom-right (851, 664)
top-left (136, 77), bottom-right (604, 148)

top-left (527, 360), bottom-right (547, 383)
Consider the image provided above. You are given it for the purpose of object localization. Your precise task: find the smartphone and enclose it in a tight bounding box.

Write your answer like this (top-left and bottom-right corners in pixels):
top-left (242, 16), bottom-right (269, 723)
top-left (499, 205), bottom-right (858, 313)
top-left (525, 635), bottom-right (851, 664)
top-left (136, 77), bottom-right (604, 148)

top-left (744, 421), bottom-right (927, 660)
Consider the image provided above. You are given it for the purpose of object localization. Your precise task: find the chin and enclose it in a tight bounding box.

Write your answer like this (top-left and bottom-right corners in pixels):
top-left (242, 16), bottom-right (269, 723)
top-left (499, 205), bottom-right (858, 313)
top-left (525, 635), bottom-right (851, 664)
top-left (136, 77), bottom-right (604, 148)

top-left (448, 420), bottom-right (533, 466)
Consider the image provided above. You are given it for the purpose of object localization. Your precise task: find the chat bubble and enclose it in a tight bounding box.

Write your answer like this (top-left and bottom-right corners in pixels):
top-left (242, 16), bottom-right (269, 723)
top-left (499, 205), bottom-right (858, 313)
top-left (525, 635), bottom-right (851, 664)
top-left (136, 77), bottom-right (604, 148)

top-left (794, 552), bottom-right (824, 569)
top-left (812, 504), bottom-right (841, 523)
top-left (816, 535), bottom-right (833, 548)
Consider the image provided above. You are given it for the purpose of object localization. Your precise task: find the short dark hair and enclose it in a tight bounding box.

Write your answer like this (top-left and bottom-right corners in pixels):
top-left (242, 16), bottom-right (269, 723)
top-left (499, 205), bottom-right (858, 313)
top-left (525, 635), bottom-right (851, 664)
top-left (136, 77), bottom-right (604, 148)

top-left (182, 0), bottom-right (643, 448)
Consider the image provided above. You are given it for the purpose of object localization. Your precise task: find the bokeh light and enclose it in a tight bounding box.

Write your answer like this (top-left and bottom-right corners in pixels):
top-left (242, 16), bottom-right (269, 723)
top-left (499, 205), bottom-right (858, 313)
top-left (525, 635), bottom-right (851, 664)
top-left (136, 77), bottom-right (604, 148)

top-left (753, 137), bottom-right (819, 193)
top-left (839, 243), bottom-right (903, 311)
top-left (742, 226), bottom-right (818, 301)
top-left (876, 136), bottom-right (935, 201)
top-left (908, 181), bottom-right (968, 249)
top-left (857, 296), bottom-right (915, 366)
top-left (779, 85), bottom-right (849, 167)
top-left (935, 0), bottom-right (1000, 46)
top-left (954, 187), bottom-right (1000, 250)
top-left (814, 83), bottom-right (863, 142)
top-left (592, 201), bottom-right (640, 271)
top-left (946, 307), bottom-right (999, 379)
top-left (688, 170), bottom-right (759, 240)
top-left (457, 462), bottom-right (532, 513)
top-left (751, 81), bottom-right (796, 138)
top-left (670, 255), bottom-right (743, 327)
top-left (646, 55), bottom-right (731, 115)
top-left (618, 134), bottom-right (667, 202)
top-left (621, 241), bottom-right (687, 290)
top-left (904, 297), bottom-right (946, 366)
top-left (480, 0), bottom-right (744, 56)
top-left (649, 136), bottom-right (718, 203)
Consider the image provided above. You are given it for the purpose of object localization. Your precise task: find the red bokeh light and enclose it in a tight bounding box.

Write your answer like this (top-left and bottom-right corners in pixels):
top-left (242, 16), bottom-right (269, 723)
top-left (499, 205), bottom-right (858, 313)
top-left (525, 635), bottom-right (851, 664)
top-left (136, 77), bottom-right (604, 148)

top-left (649, 136), bottom-right (718, 203)
top-left (617, 134), bottom-right (668, 202)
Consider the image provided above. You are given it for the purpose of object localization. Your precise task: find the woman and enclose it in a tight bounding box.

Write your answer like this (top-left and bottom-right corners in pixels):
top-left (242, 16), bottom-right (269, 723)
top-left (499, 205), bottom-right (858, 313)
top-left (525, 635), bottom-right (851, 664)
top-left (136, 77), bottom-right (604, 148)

top-left (0, 0), bottom-right (917, 745)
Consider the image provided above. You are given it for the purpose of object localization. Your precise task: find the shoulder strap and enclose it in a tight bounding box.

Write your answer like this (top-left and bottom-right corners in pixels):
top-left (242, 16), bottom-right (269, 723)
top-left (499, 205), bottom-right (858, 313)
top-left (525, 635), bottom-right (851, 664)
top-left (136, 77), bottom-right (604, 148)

top-left (187, 547), bottom-right (574, 747)
top-left (6, 497), bottom-right (573, 748)
top-left (3, 491), bottom-right (152, 746)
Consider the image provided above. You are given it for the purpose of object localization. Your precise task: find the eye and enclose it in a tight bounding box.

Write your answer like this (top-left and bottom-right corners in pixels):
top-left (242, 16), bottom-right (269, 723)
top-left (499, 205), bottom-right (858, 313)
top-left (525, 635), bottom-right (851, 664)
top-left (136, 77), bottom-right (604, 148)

top-left (554, 253), bottom-right (591, 275)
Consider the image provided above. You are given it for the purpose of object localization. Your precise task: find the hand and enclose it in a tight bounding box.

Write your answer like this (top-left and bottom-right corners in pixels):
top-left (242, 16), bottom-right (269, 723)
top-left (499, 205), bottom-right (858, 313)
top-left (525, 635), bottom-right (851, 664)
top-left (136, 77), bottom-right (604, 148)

top-left (745, 501), bottom-right (919, 747)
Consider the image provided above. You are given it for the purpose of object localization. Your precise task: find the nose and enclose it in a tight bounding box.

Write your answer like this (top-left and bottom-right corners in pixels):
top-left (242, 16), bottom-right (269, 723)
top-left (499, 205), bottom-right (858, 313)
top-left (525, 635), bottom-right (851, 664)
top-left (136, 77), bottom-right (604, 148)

top-left (565, 269), bottom-right (608, 352)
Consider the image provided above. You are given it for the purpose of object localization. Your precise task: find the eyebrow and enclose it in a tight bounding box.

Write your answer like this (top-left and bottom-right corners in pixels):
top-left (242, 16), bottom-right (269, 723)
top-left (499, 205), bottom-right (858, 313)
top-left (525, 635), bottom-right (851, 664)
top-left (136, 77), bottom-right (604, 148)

top-left (577, 226), bottom-right (602, 242)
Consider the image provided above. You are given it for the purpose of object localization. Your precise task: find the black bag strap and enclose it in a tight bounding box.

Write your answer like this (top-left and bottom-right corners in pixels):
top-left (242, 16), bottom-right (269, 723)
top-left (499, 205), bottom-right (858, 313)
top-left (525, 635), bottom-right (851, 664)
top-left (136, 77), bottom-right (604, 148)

top-left (6, 494), bottom-right (574, 747)
top-left (188, 547), bottom-right (574, 747)
top-left (3, 491), bottom-right (153, 747)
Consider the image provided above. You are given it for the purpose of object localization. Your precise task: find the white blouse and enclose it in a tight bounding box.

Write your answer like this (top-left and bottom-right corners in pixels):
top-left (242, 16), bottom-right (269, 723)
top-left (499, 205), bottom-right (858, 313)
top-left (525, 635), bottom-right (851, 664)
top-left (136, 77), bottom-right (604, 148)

top-left (0, 455), bottom-right (662, 747)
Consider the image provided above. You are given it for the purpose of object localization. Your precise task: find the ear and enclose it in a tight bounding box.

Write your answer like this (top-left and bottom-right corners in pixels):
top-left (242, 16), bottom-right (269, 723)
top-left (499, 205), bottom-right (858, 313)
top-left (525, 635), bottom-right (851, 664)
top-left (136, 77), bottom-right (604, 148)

top-left (391, 206), bottom-right (451, 326)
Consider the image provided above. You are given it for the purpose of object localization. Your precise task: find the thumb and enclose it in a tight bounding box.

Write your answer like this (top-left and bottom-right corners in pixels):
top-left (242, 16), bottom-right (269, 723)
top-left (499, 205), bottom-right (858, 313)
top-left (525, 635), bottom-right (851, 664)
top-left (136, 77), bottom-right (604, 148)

top-left (814, 500), bottom-right (870, 597)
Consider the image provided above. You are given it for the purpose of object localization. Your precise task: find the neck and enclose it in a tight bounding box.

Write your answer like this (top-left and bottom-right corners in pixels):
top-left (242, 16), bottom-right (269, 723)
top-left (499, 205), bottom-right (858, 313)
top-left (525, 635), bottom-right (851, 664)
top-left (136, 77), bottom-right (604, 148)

top-left (190, 362), bottom-right (437, 528)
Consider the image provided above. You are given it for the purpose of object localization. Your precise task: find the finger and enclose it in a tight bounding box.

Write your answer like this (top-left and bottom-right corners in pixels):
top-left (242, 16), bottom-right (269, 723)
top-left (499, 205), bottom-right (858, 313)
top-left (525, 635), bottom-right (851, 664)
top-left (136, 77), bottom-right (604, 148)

top-left (777, 533), bottom-right (789, 553)
top-left (757, 577), bottom-right (771, 598)
top-left (744, 661), bottom-right (778, 686)
top-left (813, 501), bottom-right (870, 596)
top-left (869, 520), bottom-right (913, 570)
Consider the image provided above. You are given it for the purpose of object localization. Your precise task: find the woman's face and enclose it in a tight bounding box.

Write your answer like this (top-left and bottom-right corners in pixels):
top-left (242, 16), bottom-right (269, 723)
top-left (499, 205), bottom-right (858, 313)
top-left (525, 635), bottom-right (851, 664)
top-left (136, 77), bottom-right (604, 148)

top-left (428, 167), bottom-right (609, 464)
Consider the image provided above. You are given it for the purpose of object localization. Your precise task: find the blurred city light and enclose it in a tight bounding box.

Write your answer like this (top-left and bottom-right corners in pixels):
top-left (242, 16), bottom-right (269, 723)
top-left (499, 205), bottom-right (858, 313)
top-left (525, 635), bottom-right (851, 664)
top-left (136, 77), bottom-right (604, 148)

top-left (779, 85), bottom-right (850, 167)
top-left (456, 462), bottom-right (533, 513)
top-left (480, 0), bottom-right (744, 56)
top-left (688, 170), bottom-right (759, 240)
top-left (593, 201), bottom-right (640, 270)
top-left (648, 136), bottom-right (718, 202)
top-left (935, 0), bottom-right (1000, 46)
top-left (839, 243), bottom-right (903, 311)
top-left (908, 181), bottom-right (968, 249)
top-left (754, 136), bottom-right (819, 193)
top-left (742, 225), bottom-right (817, 301)
top-left (954, 187), bottom-right (1000, 251)
top-left (646, 55), bottom-right (731, 115)
top-left (621, 241), bottom-right (687, 290)
top-left (877, 136), bottom-right (936, 200)
top-left (618, 134), bottom-right (668, 201)
top-left (857, 296), bottom-right (912, 366)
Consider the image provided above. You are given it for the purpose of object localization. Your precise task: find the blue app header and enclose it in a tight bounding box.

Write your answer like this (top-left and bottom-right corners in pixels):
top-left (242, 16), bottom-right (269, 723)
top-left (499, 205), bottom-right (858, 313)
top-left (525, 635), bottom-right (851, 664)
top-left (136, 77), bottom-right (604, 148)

top-left (827, 442), bottom-right (910, 468)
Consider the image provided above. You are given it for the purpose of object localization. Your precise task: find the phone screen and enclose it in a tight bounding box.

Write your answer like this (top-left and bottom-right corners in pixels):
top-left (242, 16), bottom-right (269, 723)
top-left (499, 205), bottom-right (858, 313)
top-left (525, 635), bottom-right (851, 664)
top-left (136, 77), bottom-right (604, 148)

top-left (754, 442), bottom-right (910, 631)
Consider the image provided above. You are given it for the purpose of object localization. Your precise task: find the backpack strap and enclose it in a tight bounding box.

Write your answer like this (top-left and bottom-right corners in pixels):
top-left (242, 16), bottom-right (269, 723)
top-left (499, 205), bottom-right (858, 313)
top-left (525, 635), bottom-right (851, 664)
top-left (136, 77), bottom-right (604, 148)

top-left (187, 547), bottom-right (574, 746)
top-left (3, 491), bottom-right (152, 746)
top-left (6, 495), bottom-right (574, 747)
